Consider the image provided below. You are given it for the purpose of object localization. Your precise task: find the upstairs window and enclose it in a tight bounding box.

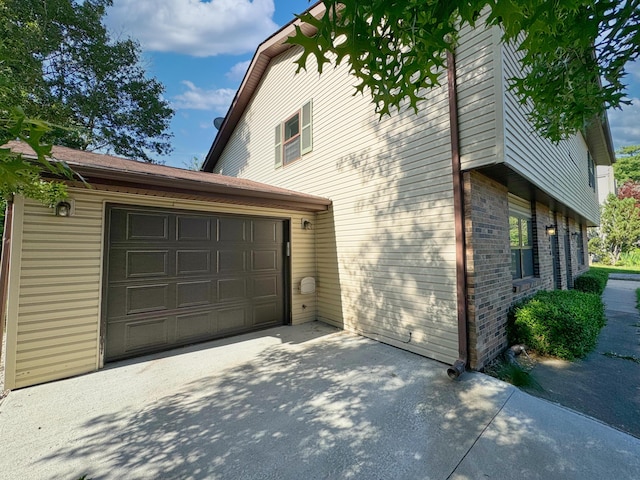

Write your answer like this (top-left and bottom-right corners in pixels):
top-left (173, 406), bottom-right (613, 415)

top-left (509, 196), bottom-right (534, 280)
top-left (275, 100), bottom-right (312, 168)
top-left (588, 153), bottom-right (595, 190)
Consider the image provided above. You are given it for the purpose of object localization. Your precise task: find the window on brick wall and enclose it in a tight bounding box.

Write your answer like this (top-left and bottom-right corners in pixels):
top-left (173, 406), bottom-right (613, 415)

top-left (509, 197), bottom-right (534, 279)
top-left (577, 226), bottom-right (585, 265)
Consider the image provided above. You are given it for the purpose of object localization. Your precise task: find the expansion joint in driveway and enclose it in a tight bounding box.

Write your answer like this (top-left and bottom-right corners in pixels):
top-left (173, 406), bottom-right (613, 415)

top-left (445, 389), bottom-right (516, 480)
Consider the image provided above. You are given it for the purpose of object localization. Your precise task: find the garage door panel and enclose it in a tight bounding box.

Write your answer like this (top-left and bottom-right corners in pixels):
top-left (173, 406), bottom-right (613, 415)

top-left (252, 220), bottom-right (280, 243)
top-left (125, 318), bottom-right (170, 351)
top-left (253, 302), bottom-right (281, 327)
top-left (218, 218), bottom-right (247, 242)
top-left (218, 250), bottom-right (246, 272)
top-left (177, 216), bottom-right (211, 241)
top-left (176, 312), bottom-right (214, 341)
top-left (126, 250), bottom-right (170, 279)
top-left (105, 206), bottom-right (286, 362)
top-left (218, 278), bottom-right (247, 302)
top-left (252, 250), bottom-right (279, 271)
top-left (252, 275), bottom-right (279, 299)
top-left (126, 284), bottom-right (170, 314)
top-left (127, 212), bottom-right (170, 240)
top-left (177, 281), bottom-right (211, 308)
top-left (176, 250), bottom-right (211, 275)
top-left (217, 307), bottom-right (248, 333)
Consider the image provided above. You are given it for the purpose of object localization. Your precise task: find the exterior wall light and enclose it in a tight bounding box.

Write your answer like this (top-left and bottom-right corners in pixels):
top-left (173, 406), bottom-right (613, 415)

top-left (55, 200), bottom-right (73, 217)
top-left (301, 218), bottom-right (312, 230)
top-left (545, 225), bottom-right (557, 236)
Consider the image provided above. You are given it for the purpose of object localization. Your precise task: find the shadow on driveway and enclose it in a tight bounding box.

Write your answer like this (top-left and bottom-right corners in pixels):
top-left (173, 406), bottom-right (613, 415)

top-left (1, 322), bottom-right (638, 479)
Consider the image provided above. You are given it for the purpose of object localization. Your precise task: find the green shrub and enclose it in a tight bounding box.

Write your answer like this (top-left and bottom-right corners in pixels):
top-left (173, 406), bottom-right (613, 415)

top-left (509, 290), bottom-right (606, 360)
top-left (574, 271), bottom-right (607, 294)
top-left (617, 249), bottom-right (640, 266)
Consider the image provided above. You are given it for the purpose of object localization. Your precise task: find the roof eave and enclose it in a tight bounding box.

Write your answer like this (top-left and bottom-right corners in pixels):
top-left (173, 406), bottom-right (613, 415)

top-left (202, 1), bottom-right (325, 172)
top-left (585, 113), bottom-right (616, 166)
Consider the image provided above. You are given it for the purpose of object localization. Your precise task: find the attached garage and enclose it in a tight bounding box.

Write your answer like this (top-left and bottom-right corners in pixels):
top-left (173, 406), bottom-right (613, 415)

top-left (104, 206), bottom-right (287, 360)
top-left (1, 142), bottom-right (331, 389)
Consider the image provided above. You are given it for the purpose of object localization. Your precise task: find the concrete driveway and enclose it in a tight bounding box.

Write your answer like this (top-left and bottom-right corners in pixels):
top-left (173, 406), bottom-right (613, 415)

top-left (1, 322), bottom-right (639, 480)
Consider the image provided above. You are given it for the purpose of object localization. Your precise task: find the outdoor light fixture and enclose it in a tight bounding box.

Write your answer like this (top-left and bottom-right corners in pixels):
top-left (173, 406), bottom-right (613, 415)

top-left (301, 218), bottom-right (312, 230)
top-left (55, 200), bottom-right (73, 217)
top-left (545, 225), bottom-right (557, 236)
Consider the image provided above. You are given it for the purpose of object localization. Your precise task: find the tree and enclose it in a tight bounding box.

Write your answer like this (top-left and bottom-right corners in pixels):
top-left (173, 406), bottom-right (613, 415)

top-left (0, 49), bottom-right (71, 238)
top-left (1, 0), bottom-right (174, 163)
top-left (596, 194), bottom-right (640, 264)
top-left (613, 145), bottom-right (640, 183)
top-left (617, 180), bottom-right (640, 207)
top-left (289, 1), bottom-right (640, 142)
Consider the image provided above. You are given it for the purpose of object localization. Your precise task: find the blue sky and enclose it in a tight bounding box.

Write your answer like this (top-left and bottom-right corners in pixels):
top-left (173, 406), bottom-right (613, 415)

top-left (104, 0), bottom-right (640, 169)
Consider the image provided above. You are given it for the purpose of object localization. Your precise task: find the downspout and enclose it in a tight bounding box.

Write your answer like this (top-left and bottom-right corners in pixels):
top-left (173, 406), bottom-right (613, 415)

top-left (0, 198), bottom-right (14, 361)
top-left (445, 50), bottom-right (469, 380)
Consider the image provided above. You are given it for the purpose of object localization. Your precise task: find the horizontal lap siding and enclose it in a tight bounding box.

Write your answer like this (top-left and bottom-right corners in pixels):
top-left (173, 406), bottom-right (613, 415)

top-left (11, 195), bottom-right (103, 388)
top-left (6, 189), bottom-right (316, 389)
top-left (457, 21), bottom-right (499, 170)
top-left (501, 42), bottom-right (599, 223)
top-left (215, 46), bottom-right (459, 364)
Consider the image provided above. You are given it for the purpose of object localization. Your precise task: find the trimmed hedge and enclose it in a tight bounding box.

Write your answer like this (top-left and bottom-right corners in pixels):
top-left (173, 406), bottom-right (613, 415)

top-left (508, 290), bottom-right (605, 360)
top-left (574, 269), bottom-right (608, 295)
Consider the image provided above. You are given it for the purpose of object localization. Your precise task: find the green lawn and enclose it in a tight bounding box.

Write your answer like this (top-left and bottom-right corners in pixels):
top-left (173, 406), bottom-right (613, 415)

top-left (590, 264), bottom-right (640, 275)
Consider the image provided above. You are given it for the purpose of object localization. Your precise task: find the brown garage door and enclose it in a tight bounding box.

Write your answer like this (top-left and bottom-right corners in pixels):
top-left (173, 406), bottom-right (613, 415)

top-left (103, 205), bottom-right (287, 361)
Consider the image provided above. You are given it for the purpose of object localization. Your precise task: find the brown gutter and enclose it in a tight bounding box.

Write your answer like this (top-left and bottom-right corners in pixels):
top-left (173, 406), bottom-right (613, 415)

top-left (446, 50), bottom-right (469, 380)
top-left (0, 198), bottom-right (14, 362)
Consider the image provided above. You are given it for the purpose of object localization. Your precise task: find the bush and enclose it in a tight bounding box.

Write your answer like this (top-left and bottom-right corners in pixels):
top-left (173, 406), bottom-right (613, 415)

top-left (574, 270), bottom-right (608, 295)
top-left (617, 249), bottom-right (640, 266)
top-left (508, 290), bottom-right (606, 360)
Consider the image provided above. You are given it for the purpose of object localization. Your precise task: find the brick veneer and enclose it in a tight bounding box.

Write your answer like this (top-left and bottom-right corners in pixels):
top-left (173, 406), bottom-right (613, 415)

top-left (463, 172), bottom-right (512, 369)
top-left (463, 172), bottom-right (589, 369)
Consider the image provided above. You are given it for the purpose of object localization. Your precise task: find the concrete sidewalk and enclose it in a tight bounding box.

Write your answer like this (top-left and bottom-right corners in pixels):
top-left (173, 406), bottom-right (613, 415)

top-left (1, 322), bottom-right (639, 480)
top-left (522, 274), bottom-right (640, 438)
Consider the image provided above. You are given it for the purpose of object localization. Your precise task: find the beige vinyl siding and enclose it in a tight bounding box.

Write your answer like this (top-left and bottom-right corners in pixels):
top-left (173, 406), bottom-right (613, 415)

top-left (215, 45), bottom-right (459, 364)
top-left (4, 188), bottom-right (316, 389)
top-left (457, 21), bottom-right (500, 170)
top-left (500, 42), bottom-right (599, 224)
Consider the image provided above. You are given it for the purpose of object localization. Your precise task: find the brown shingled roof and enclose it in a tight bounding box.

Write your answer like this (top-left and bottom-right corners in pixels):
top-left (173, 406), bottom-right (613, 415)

top-left (7, 141), bottom-right (331, 212)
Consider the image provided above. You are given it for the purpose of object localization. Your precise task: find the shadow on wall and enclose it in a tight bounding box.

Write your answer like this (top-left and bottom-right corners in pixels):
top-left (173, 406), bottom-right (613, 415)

top-left (319, 108), bottom-right (458, 362)
top-left (35, 327), bottom-right (519, 480)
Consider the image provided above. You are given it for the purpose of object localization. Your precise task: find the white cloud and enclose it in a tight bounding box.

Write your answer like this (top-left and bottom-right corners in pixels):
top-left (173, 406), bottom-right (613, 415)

top-left (105, 0), bottom-right (277, 57)
top-left (226, 60), bottom-right (251, 81)
top-left (173, 81), bottom-right (235, 112)
top-left (626, 60), bottom-right (640, 82)
top-left (608, 98), bottom-right (640, 148)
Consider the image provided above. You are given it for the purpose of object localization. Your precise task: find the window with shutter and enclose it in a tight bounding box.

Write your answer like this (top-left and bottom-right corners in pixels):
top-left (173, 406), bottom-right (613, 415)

top-left (274, 100), bottom-right (313, 168)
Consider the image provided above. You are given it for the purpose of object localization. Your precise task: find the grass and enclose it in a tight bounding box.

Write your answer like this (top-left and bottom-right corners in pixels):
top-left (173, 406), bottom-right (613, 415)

top-left (590, 264), bottom-right (640, 275)
top-left (484, 356), bottom-right (542, 389)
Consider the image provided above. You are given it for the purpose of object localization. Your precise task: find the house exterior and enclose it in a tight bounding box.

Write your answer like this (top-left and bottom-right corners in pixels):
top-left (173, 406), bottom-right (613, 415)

top-left (1, 142), bottom-right (330, 389)
top-left (597, 165), bottom-right (617, 204)
top-left (202, 4), bottom-right (615, 373)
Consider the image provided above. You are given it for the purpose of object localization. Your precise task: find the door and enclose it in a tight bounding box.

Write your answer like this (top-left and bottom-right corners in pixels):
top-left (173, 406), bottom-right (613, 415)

top-left (103, 205), bottom-right (287, 361)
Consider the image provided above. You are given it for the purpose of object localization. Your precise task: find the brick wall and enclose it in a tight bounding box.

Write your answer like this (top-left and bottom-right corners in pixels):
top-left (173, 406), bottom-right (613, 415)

top-left (463, 172), bottom-right (512, 369)
top-left (463, 172), bottom-right (588, 370)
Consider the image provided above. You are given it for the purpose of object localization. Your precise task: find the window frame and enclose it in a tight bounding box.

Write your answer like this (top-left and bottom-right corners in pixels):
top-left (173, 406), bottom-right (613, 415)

top-left (274, 100), bottom-right (313, 169)
top-left (509, 196), bottom-right (535, 280)
top-left (282, 111), bottom-right (301, 166)
top-left (588, 153), bottom-right (595, 190)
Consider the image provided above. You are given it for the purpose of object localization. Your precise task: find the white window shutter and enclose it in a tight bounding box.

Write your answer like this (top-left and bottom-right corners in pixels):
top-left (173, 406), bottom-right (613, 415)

top-left (301, 99), bottom-right (312, 155)
top-left (274, 123), bottom-right (282, 169)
